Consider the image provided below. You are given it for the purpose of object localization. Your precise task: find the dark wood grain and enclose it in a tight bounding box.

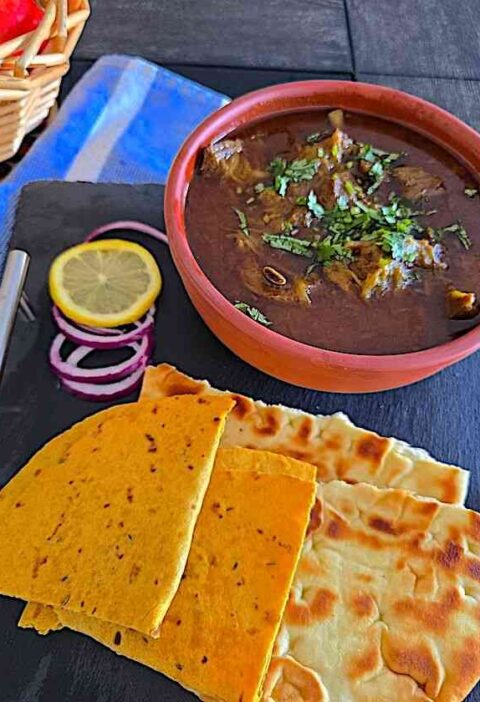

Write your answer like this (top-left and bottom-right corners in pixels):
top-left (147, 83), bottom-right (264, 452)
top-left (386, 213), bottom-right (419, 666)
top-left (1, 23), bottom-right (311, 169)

top-left (75, 0), bottom-right (352, 73)
top-left (347, 0), bottom-right (480, 79)
top-left (1, 181), bottom-right (480, 701)
top-left (357, 74), bottom-right (480, 132)
top-left (61, 59), bottom-right (352, 103)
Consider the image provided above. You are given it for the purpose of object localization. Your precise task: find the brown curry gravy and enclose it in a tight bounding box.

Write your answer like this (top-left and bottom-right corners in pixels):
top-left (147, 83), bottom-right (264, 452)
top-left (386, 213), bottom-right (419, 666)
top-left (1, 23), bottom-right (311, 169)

top-left (186, 111), bottom-right (480, 355)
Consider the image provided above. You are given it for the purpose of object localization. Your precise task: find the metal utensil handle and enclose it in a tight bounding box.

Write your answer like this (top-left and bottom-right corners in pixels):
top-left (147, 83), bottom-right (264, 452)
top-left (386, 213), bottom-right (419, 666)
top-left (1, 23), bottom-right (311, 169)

top-left (0, 250), bottom-right (30, 378)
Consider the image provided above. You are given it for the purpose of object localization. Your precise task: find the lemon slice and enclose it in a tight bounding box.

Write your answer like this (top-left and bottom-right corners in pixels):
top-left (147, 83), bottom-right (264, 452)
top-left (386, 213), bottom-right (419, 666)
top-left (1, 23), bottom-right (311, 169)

top-left (49, 239), bottom-right (162, 327)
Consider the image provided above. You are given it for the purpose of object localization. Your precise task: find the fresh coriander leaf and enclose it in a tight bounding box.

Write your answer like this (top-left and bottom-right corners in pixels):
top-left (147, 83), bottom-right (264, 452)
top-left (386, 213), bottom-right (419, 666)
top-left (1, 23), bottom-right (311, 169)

top-left (233, 207), bottom-right (250, 236)
top-left (370, 161), bottom-right (384, 177)
top-left (344, 180), bottom-right (356, 196)
top-left (307, 190), bottom-right (325, 219)
top-left (234, 302), bottom-right (272, 326)
top-left (305, 262), bottom-right (319, 276)
top-left (296, 196), bottom-right (307, 206)
top-left (306, 132), bottom-right (322, 144)
top-left (337, 195), bottom-right (349, 210)
top-left (434, 222), bottom-right (472, 249)
top-left (314, 236), bottom-right (353, 265)
top-left (359, 144), bottom-right (376, 163)
top-left (269, 158), bottom-right (287, 177)
top-left (262, 233), bottom-right (314, 257)
top-left (464, 187), bottom-right (478, 198)
top-left (276, 175), bottom-right (289, 197)
top-left (269, 156), bottom-right (319, 197)
top-left (331, 143), bottom-right (340, 159)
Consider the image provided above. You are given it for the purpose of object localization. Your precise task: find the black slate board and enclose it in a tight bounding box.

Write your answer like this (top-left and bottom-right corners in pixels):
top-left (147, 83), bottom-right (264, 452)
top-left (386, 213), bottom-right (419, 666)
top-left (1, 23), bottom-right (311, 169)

top-left (1, 181), bottom-right (480, 701)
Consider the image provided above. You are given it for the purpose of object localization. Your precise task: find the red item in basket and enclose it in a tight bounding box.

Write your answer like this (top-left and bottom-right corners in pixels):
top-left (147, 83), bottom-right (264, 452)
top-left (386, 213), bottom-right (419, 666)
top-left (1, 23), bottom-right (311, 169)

top-left (0, 0), bottom-right (44, 43)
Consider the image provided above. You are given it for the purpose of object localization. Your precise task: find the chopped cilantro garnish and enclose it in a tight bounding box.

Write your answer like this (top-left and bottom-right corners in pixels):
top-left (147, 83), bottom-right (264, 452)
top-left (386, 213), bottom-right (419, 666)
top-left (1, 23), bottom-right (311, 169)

top-left (262, 233), bottom-right (314, 257)
top-left (268, 157), bottom-right (319, 197)
top-left (233, 207), bottom-right (250, 236)
top-left (464, 187), bottom-right (478, 198)
top-left (376, 231), bottom-right (418, 263)
top-left (234, 302), bottom-right (272, 326)
top-left (296, 196), bottom-right (307, 206)
top-left (306, 132), bottom-right (322, 144)
top-left (315, 236), bottom-right (352, 265)
top-left (307, 190), bottom-right (325, 219)
top-left (358, 144), bottom-right (403, 194)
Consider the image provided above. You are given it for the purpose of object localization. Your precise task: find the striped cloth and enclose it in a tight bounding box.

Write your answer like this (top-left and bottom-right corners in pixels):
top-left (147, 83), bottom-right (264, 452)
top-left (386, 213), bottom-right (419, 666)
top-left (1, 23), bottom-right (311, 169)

top-left (0, 54), bottom-right (229, 269)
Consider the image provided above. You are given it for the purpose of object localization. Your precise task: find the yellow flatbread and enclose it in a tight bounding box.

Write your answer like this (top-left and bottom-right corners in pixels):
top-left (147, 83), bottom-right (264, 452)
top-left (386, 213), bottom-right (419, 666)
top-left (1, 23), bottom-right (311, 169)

top-left (1, 395), bottom-right (233, 637)
top-left (264, 481), bottom-right (480, 702)
top-left (21, 448), bottom-right (316, 702)
top-left (140, 364), bottom-right (469, 505)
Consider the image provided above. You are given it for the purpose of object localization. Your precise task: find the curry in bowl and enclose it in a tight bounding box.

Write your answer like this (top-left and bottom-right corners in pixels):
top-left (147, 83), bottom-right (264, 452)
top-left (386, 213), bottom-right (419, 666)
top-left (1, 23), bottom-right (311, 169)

top-left (185, 110), bottom-right (480, 355)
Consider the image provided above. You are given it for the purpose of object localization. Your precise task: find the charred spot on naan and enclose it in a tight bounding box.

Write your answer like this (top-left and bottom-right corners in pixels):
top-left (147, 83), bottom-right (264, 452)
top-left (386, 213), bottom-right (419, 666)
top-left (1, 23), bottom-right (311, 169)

top-left (307, 499), bottom-right (323, 536)
top-left (355, 434), bottom-right (391, 469)
top-left (348, 592), bottom-right (378, 619)
top-left (253, 407), bottom-right (283, 436)
top-left (285, 587), bottom-right (337, 626)
top-left (230, 394), bottom-right (255, 420)
top-left (346, 644), bottom-right (383, 681)
top-left (392, 587), bottom-right (462, 635)
top-left (381, 633), bottom-right (444, 698)
top-left (263, 656), bottom-right (328, 702)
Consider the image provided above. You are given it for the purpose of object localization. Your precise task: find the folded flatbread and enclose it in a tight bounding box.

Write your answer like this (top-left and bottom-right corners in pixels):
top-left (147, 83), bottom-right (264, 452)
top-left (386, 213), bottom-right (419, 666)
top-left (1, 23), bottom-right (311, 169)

top-left (0, 395), bottom-right (233, 637)
top-left (263, 481), bottom-right (480, 702)
top-left (139, 364), bottom-right (469, 505)
top-left (20, 447), bottom-right (317, 702)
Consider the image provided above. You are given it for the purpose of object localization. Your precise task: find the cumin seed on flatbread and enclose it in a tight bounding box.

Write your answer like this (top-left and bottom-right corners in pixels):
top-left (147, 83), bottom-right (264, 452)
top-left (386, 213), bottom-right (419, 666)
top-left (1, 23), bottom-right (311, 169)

top-left (264, 480), bottom-right (480, 702)
top-left (20, 447), bottom-right (317, 702)
top-left (139, 364), bottom-right (469, 505)
top-left (0, 395), bottom-right (233, 637)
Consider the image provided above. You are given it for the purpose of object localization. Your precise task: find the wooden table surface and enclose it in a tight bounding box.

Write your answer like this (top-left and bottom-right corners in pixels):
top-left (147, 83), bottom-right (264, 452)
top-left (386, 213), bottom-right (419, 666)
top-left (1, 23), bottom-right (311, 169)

top-left (66, 0), bottom-right (480, 131)
top-left (3, 2), bottom-right (480, 701)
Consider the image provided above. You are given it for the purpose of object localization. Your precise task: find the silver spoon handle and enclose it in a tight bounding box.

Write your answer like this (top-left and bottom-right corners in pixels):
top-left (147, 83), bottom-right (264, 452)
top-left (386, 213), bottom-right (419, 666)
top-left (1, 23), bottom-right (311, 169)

top-left (0, 250), bottom-right (30, 379)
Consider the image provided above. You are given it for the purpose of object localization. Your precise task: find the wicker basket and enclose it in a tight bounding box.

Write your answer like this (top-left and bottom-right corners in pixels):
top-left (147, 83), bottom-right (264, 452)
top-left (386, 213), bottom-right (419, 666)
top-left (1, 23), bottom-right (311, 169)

top-left (0, 0), bottom-right (90, 162)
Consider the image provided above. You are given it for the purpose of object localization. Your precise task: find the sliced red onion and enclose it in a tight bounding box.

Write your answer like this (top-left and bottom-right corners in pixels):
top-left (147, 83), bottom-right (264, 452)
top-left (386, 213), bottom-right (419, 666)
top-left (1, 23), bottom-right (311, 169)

top-left (49, 219), bottom-right (166, 401)
top-left (60, 367), bottom-right (147, 401)
top-left (85, 220), bottom-right (168, 246)
top-left (49, 333), bottom-right (153, 384)
top-left (52, 306), bottom-right (155, 349)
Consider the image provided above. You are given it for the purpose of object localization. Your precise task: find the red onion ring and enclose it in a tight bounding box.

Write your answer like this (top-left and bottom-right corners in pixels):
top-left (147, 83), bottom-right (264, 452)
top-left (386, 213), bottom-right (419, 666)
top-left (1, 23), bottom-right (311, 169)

top-left (49, 220), bottom-right (166, 401)
top-left (49, 333), bottom-right (153, 384)
top-left (52, 306), bottom-right (155, 349)
top-left (85, 220), bottom-right (168, 246)
top-left (60, 367), bottom-right (147, 401)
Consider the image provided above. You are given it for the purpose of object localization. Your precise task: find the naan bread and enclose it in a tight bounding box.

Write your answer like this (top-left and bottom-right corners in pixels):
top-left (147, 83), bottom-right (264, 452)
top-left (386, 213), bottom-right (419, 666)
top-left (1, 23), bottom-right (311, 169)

top-left (20, 448), bottom-right (317, 702)
top-left (264, 481), bottom-right (480, 702)
top-left (140, 364), bottom-right (469, 505)
top-left (0, 396), bottom-right (233, 637)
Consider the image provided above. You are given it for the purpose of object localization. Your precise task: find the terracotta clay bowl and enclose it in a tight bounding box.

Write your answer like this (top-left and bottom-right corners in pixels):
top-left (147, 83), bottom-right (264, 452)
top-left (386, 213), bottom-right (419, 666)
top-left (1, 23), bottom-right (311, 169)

top-left (164, 80), bottom-right (480, 393)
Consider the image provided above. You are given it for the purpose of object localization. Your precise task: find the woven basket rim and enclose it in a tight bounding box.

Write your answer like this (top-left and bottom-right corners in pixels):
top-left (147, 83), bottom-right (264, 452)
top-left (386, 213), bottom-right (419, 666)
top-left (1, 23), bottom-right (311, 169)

top-left (0, 0), bottom-right (90, 81)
